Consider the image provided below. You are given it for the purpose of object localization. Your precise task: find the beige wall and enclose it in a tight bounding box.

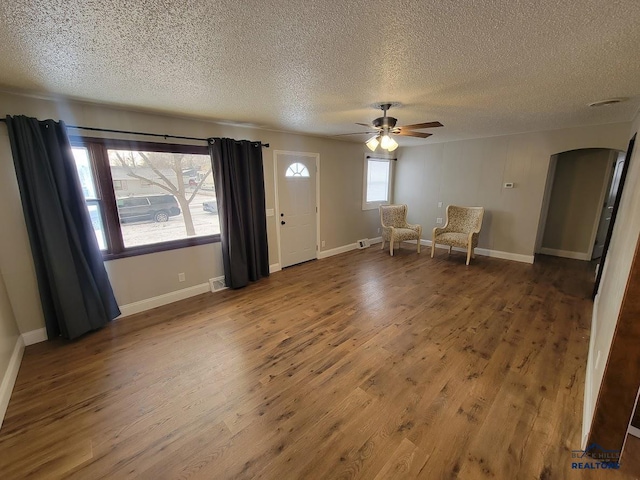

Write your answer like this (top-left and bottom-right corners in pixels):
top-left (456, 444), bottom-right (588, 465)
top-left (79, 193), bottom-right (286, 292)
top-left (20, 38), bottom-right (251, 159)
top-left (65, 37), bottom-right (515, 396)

top-left (542, 149), bottom-right (613, 255)
top-left (583, 113), bottom-right (640, 445)
top-left (0, 272), bottom-right (21, 392)
top-left (394, 124), bottom-right (630, 256)
top-left (0, 91), bottom-right (379, 333)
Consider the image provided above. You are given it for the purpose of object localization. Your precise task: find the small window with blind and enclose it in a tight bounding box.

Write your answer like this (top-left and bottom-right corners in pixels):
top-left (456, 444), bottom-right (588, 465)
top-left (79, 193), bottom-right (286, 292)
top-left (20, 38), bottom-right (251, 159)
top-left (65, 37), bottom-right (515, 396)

top-left (362, 156), bottom-right (393, 210)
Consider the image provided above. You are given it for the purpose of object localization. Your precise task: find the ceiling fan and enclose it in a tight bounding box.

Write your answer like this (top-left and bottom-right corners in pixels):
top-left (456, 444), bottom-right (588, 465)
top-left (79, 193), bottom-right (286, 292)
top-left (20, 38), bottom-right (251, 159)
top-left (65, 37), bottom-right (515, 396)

top-left (337, 103), bottom-right (443, 152)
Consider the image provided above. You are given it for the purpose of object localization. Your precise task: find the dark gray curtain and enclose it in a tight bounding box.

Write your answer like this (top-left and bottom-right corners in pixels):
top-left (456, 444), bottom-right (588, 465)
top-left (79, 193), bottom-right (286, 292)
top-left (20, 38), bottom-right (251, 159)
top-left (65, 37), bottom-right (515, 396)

top-left (6, 115), bottom-right (120, 340)
top-left (209, 138), bottom-right (269, 288)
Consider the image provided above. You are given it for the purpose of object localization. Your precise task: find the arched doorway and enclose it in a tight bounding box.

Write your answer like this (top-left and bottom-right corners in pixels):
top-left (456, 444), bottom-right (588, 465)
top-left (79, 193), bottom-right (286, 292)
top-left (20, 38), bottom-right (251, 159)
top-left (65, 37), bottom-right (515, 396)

top-left (534, 148), bottom-right (625, 262)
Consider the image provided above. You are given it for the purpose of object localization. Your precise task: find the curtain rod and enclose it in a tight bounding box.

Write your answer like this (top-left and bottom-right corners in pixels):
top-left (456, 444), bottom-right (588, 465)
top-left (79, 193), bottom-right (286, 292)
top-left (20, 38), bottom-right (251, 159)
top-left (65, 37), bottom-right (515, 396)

top-left (0, 118), bottom-right (270, 148)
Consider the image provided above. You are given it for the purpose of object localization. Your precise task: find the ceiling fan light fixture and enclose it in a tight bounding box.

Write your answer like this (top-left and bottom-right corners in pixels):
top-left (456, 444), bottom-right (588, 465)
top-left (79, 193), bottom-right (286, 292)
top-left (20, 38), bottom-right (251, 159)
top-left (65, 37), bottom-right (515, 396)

top-left (387, 137), bottom-right (399, 151)
top-left (366, 135), bottom-right (380, 151)
top-left (380, 134), bottom-right (393, 150)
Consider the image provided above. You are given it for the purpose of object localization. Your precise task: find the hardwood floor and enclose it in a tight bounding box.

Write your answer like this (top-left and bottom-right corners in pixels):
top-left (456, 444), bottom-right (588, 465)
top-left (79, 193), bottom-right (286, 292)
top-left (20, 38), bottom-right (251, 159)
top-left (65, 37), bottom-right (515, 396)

top-left (1, 247), bottom-right (639, 479)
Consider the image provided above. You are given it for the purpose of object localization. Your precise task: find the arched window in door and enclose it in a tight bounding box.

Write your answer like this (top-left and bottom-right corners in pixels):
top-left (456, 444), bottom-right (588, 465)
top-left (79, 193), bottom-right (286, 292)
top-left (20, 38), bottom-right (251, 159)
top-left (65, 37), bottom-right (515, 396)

top-left (285, 162), bottom-right (310, 177)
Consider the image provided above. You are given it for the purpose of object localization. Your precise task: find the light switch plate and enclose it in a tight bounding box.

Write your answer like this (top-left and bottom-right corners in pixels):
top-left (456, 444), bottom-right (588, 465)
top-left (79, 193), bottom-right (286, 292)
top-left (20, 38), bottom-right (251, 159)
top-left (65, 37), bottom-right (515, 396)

top-left (266, 208), bottom-right (274, 216)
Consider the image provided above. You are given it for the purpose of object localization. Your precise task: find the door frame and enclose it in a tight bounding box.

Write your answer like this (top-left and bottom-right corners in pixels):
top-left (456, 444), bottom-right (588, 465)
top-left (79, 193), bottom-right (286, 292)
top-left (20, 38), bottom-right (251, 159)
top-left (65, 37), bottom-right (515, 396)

top-left (587, 150), bottom-right (618, 260)
top-left (593, 134), bottom-right (636, 297)
top-left (273, 150), bottom-right (320, 268)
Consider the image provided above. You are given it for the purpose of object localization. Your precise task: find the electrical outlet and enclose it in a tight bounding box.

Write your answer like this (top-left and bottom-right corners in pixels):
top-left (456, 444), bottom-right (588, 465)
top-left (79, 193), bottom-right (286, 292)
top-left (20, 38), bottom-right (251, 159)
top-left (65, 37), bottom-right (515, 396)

top-left (178, 272), bottom-right (185, 282)
top-left (438, 202), bottom-right (442, 208)
top-left (436, 218), bottom-right (443, 224)
top-left (377, 227), bottom-right (381, 233)
top-left (321, 240), bottom-right (326, 247)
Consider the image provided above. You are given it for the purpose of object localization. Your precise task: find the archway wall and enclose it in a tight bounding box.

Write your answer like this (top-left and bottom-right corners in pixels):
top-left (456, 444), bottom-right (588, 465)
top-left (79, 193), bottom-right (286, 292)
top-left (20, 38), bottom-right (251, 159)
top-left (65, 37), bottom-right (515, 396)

top-left (585, 114), bottom-right (640, 448)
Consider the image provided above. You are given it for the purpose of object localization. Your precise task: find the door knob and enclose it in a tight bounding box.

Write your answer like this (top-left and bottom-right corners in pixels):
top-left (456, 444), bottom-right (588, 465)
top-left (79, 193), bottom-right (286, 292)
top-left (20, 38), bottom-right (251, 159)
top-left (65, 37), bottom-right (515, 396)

top-left (281, 221), bottom-right (286, 225)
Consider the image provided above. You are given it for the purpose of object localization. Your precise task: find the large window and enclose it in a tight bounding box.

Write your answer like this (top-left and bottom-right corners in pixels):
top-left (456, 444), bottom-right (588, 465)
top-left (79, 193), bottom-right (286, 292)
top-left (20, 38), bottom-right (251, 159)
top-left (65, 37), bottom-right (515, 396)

top-left (70, 138), bottom-right (219, 259)
top-left (362, 156), bottom-right (393, 210)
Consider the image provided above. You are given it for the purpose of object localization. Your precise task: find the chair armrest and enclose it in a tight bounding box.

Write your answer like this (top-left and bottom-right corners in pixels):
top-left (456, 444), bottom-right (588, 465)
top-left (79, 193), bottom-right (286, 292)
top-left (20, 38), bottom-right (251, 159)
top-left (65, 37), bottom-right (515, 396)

top-left (433, 226), bottom-right (446, 236)
top-left (405, 223), bottom-right (421, 234)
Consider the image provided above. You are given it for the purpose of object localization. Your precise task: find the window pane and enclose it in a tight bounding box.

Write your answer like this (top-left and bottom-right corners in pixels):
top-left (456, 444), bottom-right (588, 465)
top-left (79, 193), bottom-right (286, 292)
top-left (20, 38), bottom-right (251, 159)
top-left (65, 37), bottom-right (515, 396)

top-left (86, 201), bottom-right (107, 250)
top-left (366, 160), bottom-right (390, 202)
top-left (107, 149), bottom-right (218, 248)
top-left (285, 162), bottom-right (310, 177)
top-left (72, 147), bottom-right (97, 199)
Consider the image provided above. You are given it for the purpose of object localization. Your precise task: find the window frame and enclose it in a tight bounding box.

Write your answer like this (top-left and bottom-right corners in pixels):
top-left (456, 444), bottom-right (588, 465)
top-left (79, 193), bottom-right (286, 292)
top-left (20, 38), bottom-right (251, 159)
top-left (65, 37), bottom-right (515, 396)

top-left (70, 136), bottom-right (220, 260)
top-left (362, 155), bottom-right (394, 210)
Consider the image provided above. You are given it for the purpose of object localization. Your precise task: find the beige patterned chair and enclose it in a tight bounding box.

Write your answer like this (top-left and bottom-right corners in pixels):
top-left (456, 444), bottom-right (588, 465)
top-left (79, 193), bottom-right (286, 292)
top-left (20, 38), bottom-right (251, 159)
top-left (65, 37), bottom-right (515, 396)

top-left (431, 205), bottom-right (484, 265)
top-left (380, 204), bottom-right (422, 256)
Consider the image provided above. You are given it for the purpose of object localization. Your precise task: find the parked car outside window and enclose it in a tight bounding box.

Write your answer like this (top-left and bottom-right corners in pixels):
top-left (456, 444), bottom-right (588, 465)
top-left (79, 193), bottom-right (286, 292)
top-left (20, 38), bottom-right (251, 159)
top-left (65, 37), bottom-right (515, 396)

top-left (116, 194), bottom-right (181, 223)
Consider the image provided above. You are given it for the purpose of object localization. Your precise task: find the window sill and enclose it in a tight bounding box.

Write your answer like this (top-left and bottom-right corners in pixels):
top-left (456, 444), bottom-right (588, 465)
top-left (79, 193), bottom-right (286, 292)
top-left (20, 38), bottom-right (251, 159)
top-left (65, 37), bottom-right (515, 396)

top-left (103, 234), bottom-right (220, 260)
top-left (362, 202), bottom-right (388, 211)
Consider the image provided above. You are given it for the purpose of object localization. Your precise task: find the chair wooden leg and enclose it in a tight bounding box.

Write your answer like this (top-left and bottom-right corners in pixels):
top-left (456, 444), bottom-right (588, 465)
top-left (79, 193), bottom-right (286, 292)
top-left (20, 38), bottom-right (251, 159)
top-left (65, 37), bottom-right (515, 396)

top-left (381, 240), bottom-right (385, 250)
top-left (431, 242), bottom-right (435, 258)
top-left (448, 246), bottom-right (452, 256)
top-left (466, 246), bottom-right (472, 265)
top-left (417, 238), bottom-right (421, 253)
top-left (390, 238), bottom-right (394, 256)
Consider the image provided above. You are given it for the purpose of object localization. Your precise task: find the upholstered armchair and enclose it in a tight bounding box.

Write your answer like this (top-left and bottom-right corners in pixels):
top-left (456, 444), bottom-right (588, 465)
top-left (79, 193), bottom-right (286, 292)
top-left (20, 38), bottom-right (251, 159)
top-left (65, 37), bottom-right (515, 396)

top-left (431, 205), bottom-right (485, 265)
top-left (380, 204), bottom-right (422, 256)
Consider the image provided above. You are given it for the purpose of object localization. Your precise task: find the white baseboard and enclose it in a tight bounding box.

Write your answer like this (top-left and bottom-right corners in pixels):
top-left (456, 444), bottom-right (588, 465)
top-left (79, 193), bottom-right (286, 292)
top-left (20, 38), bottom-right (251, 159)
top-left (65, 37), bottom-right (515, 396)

top-left (473, 247), bottom-right (535, 264)
top-left (22, 328), bottom-right (47, 346)
top-left (0, 335), bottom-right (25, 430)
top-left (269, 263), bottom-right (281, 274)
top-left (415, 239), bottom-right (535, 264)
top-left (318, 237), bottom-right (384, 259)
top-left (318, 243), bottom-right (358, 259)
top-left (321, 237), bottom-right (534, 264)
top-left (118, 283), bottom-right (211, 318)
top-left (539, 247), bottom-right (591, 261)
top-left (629, 426), bottom-right (640, 438)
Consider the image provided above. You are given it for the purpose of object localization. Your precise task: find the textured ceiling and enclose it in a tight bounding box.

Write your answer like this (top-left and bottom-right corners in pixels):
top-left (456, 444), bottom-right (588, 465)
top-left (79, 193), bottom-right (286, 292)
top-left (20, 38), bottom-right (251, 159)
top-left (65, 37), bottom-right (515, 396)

top-left (0, 0), bottom-right (639, 144)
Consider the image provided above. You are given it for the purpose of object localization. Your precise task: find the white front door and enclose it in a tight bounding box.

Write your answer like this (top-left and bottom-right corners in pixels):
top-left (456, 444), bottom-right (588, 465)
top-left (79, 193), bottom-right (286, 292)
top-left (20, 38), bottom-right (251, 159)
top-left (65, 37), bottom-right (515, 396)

top-left (275, 152), bottom-right (318, 268)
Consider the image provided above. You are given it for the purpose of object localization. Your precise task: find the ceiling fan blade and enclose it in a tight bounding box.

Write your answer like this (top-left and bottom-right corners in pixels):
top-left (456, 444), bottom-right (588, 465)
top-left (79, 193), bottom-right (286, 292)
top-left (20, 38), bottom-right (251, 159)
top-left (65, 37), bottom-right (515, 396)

top-left (399, 121), bottom-right (443, 130)
top-left (356, 122), bottom-right (382, 130)
top-left (333, 131), bottom-right (378, 137)
top-left (395, 130), bottom-right (433, 138)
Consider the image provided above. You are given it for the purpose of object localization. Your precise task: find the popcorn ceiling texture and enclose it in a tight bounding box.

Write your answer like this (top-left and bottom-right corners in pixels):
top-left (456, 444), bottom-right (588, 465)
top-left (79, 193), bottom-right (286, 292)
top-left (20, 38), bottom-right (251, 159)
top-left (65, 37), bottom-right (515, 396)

top-left (0, 0), bottom-right (638, 143)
